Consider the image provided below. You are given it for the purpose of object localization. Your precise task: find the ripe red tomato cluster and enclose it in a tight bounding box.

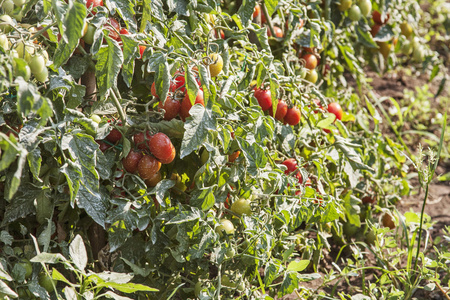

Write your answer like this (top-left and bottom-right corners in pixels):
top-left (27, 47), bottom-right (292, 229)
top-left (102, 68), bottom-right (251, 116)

top-left (370, 11), bottom-right (390, 37)
top-left (253, 88), bottom-right (302, 126)
top-left (121, 131), bottom-right (176, 184)
top-left (299, 49), bottom-right (319, 84)
top-left (151, 71), bottom-right (204, 121)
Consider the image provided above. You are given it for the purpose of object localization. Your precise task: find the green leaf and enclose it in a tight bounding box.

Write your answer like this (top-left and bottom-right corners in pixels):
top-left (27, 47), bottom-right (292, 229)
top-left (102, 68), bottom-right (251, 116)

top-left (237, 138), bottom-right (267, 176)
top-left (53, 1), bottom-right (87, 67)
top-left (180, 106), bottom-right (217, 158)
top-left (237, 0), bottom-right (256, 26)
top-left (356, 26), bottom-right (377, 48)
top-left (30, 252), bottom-right (67, 264)
top-left (264, 0), bottom-right (279, 17)
top-left (1, 184), bottom-right (41, 225)
top-left (333, 136), bottom-right (374, 172)
top-left (0, 280), bottom-right (18, 298)
top-left (264, 263), bottom-right (280, 286)
top-left (190, 187), bottom-right (215, 211)
top-left (69, 235), bottom-right (88, 271)
top-left (52, 268), bottom-right (72, 285)
top-left (316, 114), bottom-right (336, 129)
top-left (108, 0), bottom-right (137, 31)
top-left (16, 76), bottom-right (39, 117)
top-left (8, 151), bottom-right (28, 200)
top-left (254, 27), bottom-right (270, 52)
top-left (322, 202), bottom-right (340, 223)
top-left (278, 272), bottom-right (299, 297)
top-left (140, 0), bottom-right (152, 32)
top-left (185, 66), bottom-right (199, 105)
top-left (94, 37), bottom-right (124, 98)
top-left (0, 134), bottom-right (19, 172)
top-left (154, 179), bottom-right (176, 206)
top-left (165, 209), bottom-right (202, 225)
top-left (286, 260), bottom-right (310, 272)
top-left (120, 35), bottom-right (139, 87)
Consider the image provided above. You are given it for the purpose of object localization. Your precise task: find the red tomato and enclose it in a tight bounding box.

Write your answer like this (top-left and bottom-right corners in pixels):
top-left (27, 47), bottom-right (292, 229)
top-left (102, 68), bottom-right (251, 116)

top-left (138, 155), bottom-right (161, 180)
top-left (228, 151), bottom-right (240, 162)
top-left (158, 96), bottom-right (181, 121)
top-left (147, 132), bottom-right (176, 164)
top-left (134, 131), bottom-right (152, 150)
top-left (254, 88), bottom-right (272, 111)
top-left (145, 171), bottom-right (162, 187)
top-left (106, 128), bottom-right (122, 143)
top-left (96, 140), bottom-right (111, 152)
top-left (105, 18), bottom-right (121, 41)
top-left (327, 102), bottom-right (343, 121)
top-left (179, 90), bottom-right (204, 121)
top-left (139, 45), bottom-right (146, 59)
top-left (275, 100), bottom-right (288, 121)
top-left (253, 4), bottom-right (261, 19)
top-left (372, 11), bottom-right (389, 24)
top-left (151, 82), bottom-right (158, 97)
top-left (170, 72), bottom-right (186, 94)
top-left (119, 28), bottom-right (129, 35)
top-left (284, 106), bottom-right (301, 126)
top-left (282, 158), bottom-right (297, 174)
top-left (86, 0), bottom-right (103, 15)
top-left (371, 24), bottom-right (382, 37)
top-left (267, 26), bottom-right (283, 38)
top-left (122, 150), bottom-right (143, 173)
top-left (301, 53), bottom-right (318, 70)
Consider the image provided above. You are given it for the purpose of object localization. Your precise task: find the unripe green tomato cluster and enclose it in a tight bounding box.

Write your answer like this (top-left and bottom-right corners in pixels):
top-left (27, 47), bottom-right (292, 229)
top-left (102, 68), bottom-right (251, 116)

top-left (7, 38), bottom-right (49, 82)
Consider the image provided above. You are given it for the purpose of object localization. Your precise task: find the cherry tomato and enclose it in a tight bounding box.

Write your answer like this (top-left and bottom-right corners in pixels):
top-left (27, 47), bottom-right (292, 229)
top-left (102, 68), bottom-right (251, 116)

top-left (231, 198), bottom-right (251, 216)
top-left (18, 260), bottom-right (33, 278)
top-left (122, 150), bottom-right (143, 173)
top-left (29, 54), bottom-right (46, 76)
top-left (105, 18), bottom-right (121, 41)
top-left (134, 131), bottom-right (152, 150)
top-left (362, 196), bottom-right (376, 204)
top-left (119, 28), bottom-right (129, 35)
top-left (254, 88), bottom-right (272, 111)
top-left (170, 72), bottom-right (186, 94)
top-left (147, 132), bottom-right (176, 164)
top-left (96, 140), bottom-right (111, 152)
top-left (301, 53), bottom-right (318, 70)
top-left (83, 24), bottom-right (96, 44)
top-left (106, 128), bottom-right (122, 143)
top-left (267, 26), bottom-right (283, 38)
top-left (180, 90), bottom-right (204, 121)
top-left (282, 158), bottom-right (298, 175)
top-left (284, 106), bottom-right (301, 126)
top-left (327, 102), bottom-right (343, 121)
top-left (208, 53), bottom-right (223, 77)
top-left (86, 0), bottom-right (103, 14)
top-left (216, 219), bottom-right (235, 236)
top-left (372, 11), bottom-right (389, 24)
top-left (34, 67), bottom-right (48, 83)
top-left (400, 21), bottom-right (412, 38)
top-left (348, 5), bottom-right (361, 21)
top-left (305, 69), bottom-right (318, 83)
top-left (90, 114), bottom-right (101, 123)
top-left (253, 4), bottom-right (261, 19)
top-left (358, 0), bottom-right (372, 17)
top-left (275, 100), bottom-right (288, 121)
top-left (139, 45), bottom-right (146, 59)
top-left (38, 272), bottom-right (55, 293)
top-left (145, 171), bottom-right (162, 187)
top-left (377, 41), bottom-right (391, 58)
top-left (338, 0), bottom-right (352, 11)
top-left (228, 150), bottom-right (240, 162)
top-left (159, 96), bottom-right (181, 121)
top-left (138, 155), bottom-right (161, 180)
top-left (371, 23), bottom-right (382, 37)
top-left (151, 82), bottom-right (158, 98)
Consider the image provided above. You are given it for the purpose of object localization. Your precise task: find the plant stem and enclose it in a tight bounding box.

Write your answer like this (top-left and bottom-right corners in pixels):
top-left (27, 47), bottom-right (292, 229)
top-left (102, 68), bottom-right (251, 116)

top-left (110, 89), bottom-right (126, 125)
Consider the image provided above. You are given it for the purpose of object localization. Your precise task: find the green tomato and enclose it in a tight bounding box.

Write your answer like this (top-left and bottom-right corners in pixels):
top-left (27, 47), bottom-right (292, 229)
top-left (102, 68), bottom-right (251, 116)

top-left (400, 21), bottom-right (413, 38)
top-left (236, 282), bottom-right (245, 292)
top-left (3, 0), bottom-right (15, 15)
top-left (0, 14), bottom-right (13, 33)
top-left (305, 69), bottom-right (318, 83)
top-left (15, 41), bottom-right (35, 62)
top-left (38, 272), bottom-right (55, 293)
top-left (13, 0), bottom-right (26, 6)
top-left (343, 222), bottom-right (358, 238)
top-left (17, 260), bottom-right (33, 279)
top-left (15, 63), bottom-right (31, 81)
top-left (221, 275), bottom-right (236, 287)
top-left (338, 0), bottom-right (352, 11)
top-left (0, 34), bottom-right (9, 50)
top-left (216, 219), bottom-right (235, 236)
top-left (83, 24), bottom-right (96, 45)
top-left (200, 149), bottom-right (209, 164)
top-left (413, 46), bottom-right (424, 62)
top-left (29, 54), bottom-right (46, 76)
top-left (90, 114), bottom-right (102, 123)
top-left (348, 5), bottom-right (361, 21)
top-left (358, 0), bottom-right (371, 17)
top-left (226, 248), bottom-right (235, 258)
top-left (401, 40), bottom-right (413, 55)
top-left (34, 66), bottom-right (48, 83)
top-left (366, 229), bottom-right (376, 245)
top-left (231, 198), bottom-right (251, 216)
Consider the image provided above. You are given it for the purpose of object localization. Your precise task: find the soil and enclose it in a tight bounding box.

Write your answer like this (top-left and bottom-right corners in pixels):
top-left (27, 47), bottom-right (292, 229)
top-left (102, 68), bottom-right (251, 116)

top-left (282, 68), bottom-right (450, 299)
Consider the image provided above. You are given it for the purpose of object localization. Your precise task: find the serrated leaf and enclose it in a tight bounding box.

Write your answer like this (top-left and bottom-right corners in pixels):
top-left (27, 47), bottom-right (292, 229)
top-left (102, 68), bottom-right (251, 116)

top-left (278, 272), bottom-right (299, 297)
top-left (180, 106), bottom-right (217, 158)
top-left (120, 35), bottom-right (139, 87)
top-left (165, 209), bottom-right (202, 225)
top-left (31, 252), bottom-right (67, 264)
top-left (94, 37), bottom-right (124, 97)
top-left (70, 235), bottom-right (87, 271)
top-left (0, 280), bottom-right (18, 297)
top-left (190, 187), bottom-right (215, 211)
top-left (237, 0), bottom-right (256, 26)
top-left (96, 282), bottom-right (158, 293)
top-left (108, 0), bottom-right (137, 31)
